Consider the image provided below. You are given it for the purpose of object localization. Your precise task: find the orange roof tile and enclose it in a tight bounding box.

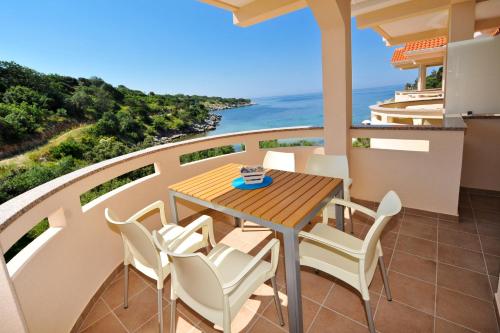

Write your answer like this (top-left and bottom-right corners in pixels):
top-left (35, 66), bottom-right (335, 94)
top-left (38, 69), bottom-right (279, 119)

top-left (403, 36), bottom-right (447, 52)
top-left (391, 47), bottom-right (408, 63)
top-left (391, 36), bottom-right (447, 64)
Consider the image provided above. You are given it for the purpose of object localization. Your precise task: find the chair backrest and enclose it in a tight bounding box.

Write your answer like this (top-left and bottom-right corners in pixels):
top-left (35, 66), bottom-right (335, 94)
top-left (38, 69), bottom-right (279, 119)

top-left (361, 191), bottom-right (402, 271)
top-left (166, 250), bottom-right (225, 310)
top-left (305, 154), bottom-right (349, 179)
top-left (105, 208), bottom-right (160, 272)
top-left (263, 151), bottom-right (295, 172)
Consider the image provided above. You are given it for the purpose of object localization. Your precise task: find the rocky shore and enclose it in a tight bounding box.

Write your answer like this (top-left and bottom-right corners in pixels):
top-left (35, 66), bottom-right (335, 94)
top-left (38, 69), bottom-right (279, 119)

top-left (151, 113), bottom-right (222, 144)
top-left (151, 101), bottom-right (253, 144)
top-left (208, 101), bottom-right (254, 111)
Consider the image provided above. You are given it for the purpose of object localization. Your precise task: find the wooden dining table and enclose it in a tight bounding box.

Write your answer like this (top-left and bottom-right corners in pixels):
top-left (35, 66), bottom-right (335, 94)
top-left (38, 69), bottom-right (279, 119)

top-left (168, 163), bottom-right (344, 333)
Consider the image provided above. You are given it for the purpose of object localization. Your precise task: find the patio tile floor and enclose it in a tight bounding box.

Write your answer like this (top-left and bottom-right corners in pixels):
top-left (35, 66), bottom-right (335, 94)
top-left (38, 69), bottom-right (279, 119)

top-left (78, 189), bottom-right (500, 332)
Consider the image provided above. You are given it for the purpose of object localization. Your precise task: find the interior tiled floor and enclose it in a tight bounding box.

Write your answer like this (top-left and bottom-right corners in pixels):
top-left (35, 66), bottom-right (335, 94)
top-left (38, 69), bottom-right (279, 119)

top-left (77, 188), bottom-right (500, 332)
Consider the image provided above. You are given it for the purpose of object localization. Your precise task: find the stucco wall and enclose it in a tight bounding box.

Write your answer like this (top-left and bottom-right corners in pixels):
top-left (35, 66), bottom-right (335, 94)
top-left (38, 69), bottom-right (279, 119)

top-left (461, 118), bottom-right (500, 191)
top-left (350, 128), bottom-right (464, 216)
top-left (445, 35), bottom-right (500, 115)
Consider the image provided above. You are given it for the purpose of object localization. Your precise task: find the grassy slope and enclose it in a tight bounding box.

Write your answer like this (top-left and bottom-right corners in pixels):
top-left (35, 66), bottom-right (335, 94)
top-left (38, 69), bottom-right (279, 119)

top-left (0, 124), bottom-right (92, 167)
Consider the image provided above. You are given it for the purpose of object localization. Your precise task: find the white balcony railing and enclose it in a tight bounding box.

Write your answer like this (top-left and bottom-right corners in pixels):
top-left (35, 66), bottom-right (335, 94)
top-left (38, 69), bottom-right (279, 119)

top-left (0, 125), bottom-right (465, 332)
top-left (394, 89), bottom-right (444, 102)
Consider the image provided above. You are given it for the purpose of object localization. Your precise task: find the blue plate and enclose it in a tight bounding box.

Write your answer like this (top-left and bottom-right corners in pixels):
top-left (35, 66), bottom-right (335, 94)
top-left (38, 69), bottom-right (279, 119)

top-left (231, 176), bottom-right (273, 190)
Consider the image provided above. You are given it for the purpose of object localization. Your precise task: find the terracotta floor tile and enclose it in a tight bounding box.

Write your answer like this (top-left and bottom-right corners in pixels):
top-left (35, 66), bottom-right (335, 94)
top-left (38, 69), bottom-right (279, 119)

top-left (299, 268), bottom-right (335, 303)
top-left (405, 209), bottom-right (438, 220)
top-left (196, 304), bottom-right (260, 333)
top-left (368, 266), bottom-right (384, 294)
top-left (262, 294), bottom-right (319, 332)
top-left (470, 195), bottom-right (500, 212)
top-left (135, 302), bottom-right (198, 333)
top-left (101, 270), bottom-right (148, 309)
top-left (439, 219), bottom-right (477, 235)
top-left (375, 297), bottom-right (434, 333)
top-left (78, 298), bottom-right (111, 332)
top-left (476, 222), bottom-right (500, 238)
top-left (437, 263), bottom-right (492, 301)
top-left (79, 313), bottom-right (127, 333)
top-left (390, 251), bottom-right (437, 284)
top-left (400, 220), bottom-right (437, 241)
top-left (248, 317), bottom-right (286, 333)
top-left (386, 271), bottom-right (435, 314)
top-left (242, 283), bottom-right (275, 315)
top-left (308, 307), bottom-right (367, 333)
top-left (380, 231), bottom-right (397, 248)
top-left (404, 213), bottom-right (438, 225)
top-left (113, 287), bottom-right (160, 332)
top-left (381, 247), bottom-right (394, 268)
top-left (489, 275), bottom-right (499, 296)
top-left (384, 216), bottom-right (402, 234)
top-left (436, 287), bottom-right (498, 332)
top-left (434, 318), bottom-right (476, 333)
top-left (323, 282), bottom-right (379, 326)
top-left (480, 235), bottom-right (500, 256)
top-left (475, 209), bottom-right (500, 224)
top-left (459, 207), bottom-right (474, 219)
top-left (485, 254), bottom-right (500, 277)
top-left (396, 234), bottom-right (437, 260)
top-left (438, 244), bottom-right (486, 273)
top-left (438, 229), bottom-right (481, 252)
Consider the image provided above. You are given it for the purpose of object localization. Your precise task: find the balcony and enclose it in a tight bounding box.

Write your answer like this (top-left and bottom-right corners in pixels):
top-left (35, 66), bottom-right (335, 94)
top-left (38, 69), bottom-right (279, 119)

top-left (394, 89), bottom-right (444, 102)
top-left (368, 99), bottom-right (444, 126)
top-left (1, 125), bottom-right (499, 333)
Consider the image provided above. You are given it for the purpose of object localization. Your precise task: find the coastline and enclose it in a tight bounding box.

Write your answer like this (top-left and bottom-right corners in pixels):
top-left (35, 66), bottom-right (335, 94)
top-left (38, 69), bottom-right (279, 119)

top-left (150, 102), bottom-right (253, 145)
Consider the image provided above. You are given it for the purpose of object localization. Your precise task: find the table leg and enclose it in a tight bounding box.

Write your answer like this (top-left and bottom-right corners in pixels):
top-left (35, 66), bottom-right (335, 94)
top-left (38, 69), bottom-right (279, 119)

top-left (169, 192), bottom-right (179, 225)
top-left (283, 228), bottom-right (303, 333)
top-left (335, 186), bottom-right (345, 231)
top-left (233, 217), bottom-right (242, 228)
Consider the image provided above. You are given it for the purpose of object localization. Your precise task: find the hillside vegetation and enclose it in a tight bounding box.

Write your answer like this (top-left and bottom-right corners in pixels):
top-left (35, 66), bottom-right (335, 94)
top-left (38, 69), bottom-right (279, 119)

top-left (0, 61), bottom-right (250, 205)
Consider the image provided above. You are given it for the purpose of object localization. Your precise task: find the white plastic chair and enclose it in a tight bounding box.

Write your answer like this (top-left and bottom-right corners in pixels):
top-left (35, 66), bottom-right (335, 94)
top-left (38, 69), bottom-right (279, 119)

top-left (305, 154), bottom-right (354, 233)
top-left (263, 150), bottom-right (295, 172)
top-left (153, 230), bottom-right (284, 333)
top-left (105, 200), bottom-right (216, 333)
top-left (299, 191), bottom-right (402, 333)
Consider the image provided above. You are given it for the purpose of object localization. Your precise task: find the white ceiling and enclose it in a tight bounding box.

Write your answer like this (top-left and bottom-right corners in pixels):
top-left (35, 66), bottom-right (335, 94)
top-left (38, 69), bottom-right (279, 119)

top-left (381, 10), bottom-right (448, 37)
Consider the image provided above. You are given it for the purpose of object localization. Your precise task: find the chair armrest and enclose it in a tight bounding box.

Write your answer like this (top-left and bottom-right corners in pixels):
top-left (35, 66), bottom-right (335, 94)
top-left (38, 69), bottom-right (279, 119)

top-left (298, 231), bottom-right (364, 258)
top-left (330, 198), bottom-right (376, 218)
top-left (169, 215), bottom-right (216, 250)
top-left (222, 239), bottom-right (280, 294)
top-left (128, 200), bottom-right (167, 226)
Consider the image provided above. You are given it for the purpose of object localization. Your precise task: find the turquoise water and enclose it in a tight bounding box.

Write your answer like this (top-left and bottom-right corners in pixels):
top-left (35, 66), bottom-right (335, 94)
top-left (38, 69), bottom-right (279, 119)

top-left (209, 85), bottom-right (401, 135)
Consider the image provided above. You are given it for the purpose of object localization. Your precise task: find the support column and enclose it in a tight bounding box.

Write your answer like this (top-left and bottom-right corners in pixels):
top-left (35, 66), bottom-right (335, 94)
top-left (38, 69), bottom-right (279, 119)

top-left (307, 0), bottom-right (352, 155)
top-left (417, 64), bottom-right (427, 91)
top-left (445, 0), bottom-right (475, 106)
top-left (448, 0), bottom-right (476, 43)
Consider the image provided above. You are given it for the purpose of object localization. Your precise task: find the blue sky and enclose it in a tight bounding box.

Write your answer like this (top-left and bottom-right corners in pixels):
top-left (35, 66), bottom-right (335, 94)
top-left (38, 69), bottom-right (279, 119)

top-left (0, 0), bottom-right (417, 98)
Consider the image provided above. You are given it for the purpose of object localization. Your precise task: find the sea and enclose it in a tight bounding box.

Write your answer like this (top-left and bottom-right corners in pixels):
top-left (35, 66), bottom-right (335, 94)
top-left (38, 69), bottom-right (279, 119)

top-left (208, 84), bottom-right (401, 136)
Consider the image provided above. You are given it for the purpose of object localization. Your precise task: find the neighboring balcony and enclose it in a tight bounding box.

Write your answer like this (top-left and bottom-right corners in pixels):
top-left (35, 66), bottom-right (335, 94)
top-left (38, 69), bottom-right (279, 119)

top-left (394, 89), bottom-right (444, 102)
top-left (368, 99), bottom-right (444, 126)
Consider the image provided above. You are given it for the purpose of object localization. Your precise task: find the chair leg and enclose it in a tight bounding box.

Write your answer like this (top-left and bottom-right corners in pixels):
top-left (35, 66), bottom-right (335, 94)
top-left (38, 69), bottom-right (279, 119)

top-left (364, 300), bottom-right (376, 333)
top-left (271, 277), bottom-right (285, 326)
top-left (170, 299), bottom-right (176, 333)
top-left (348, 207), bottom-right (354, 234)
top-left (157, 289), bottom-right (163, 333)
top-left (123, 264), bottom-right (129, 309)
top-left (379, 256), bottom-right (392, 301)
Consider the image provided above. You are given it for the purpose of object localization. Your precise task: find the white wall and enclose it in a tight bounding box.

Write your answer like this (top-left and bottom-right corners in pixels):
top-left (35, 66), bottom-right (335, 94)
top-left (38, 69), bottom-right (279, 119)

top-left (445, 35), bottom-right (500, 115)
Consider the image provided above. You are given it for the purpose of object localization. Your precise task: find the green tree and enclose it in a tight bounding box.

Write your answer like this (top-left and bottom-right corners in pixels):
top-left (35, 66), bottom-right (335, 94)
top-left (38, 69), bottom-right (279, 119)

top-left (2, 86), bottom-right (50, 108)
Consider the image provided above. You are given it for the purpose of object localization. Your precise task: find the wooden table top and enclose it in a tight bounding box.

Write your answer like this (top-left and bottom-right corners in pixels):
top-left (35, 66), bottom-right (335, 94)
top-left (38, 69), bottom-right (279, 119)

top-left (169, 163), bottom-right (342, 228)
